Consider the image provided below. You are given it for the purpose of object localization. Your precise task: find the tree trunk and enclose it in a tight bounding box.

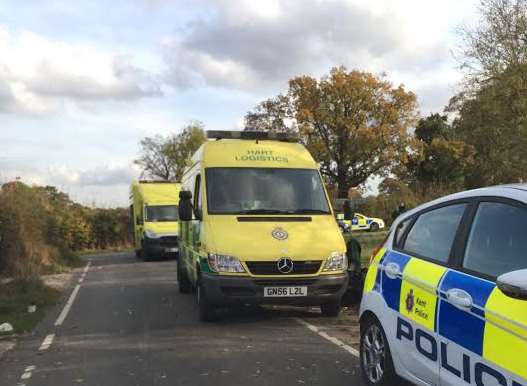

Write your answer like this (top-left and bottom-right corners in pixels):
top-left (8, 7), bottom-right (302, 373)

top-left (337, 177), bottom-right (349, 199)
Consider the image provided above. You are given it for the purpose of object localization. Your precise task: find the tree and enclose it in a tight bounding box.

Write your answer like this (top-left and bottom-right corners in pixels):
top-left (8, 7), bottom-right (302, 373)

top-left (414, 113), bottom-right (452, 145)
top-left (165, 122), bottom-right (207, 181)
top-left (134, 121), bottom-right (207, 181)
top-left (451, 0), bottom-right (527, 186)
top-left (134, 136), bottom-right (178, 181)
top-left (246, 67), bottom-right (418, 198)
top-left (458, 0), bottom-right (527, 89)
top-left (399, 114), bottom-right (475, 195)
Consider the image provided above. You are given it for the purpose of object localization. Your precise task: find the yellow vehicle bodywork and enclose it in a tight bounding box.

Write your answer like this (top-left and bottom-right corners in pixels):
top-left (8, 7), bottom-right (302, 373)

top-left (178, 136), bottom-right (349, 315)
top-left (130, 181), bottom-right (181, 258)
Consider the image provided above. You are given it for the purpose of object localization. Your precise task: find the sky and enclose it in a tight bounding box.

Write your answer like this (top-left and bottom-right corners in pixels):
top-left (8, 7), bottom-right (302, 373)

top-left (0, 0), bottom-right (479, 207)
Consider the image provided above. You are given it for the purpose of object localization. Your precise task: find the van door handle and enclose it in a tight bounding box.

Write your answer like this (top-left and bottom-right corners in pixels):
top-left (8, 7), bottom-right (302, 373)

top-left (384, 262), bottom-right (401, 279)
top-left (446, 288), bottom-right (473, 309)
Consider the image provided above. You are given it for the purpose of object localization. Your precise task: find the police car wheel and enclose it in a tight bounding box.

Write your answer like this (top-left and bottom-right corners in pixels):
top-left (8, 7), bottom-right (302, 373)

top-left (360, 317), bottom-right (397, 385)
top-left (197, 280), bottom-right (218, 322)
top-left (320, 302), bottom-right (341, 317)
top-left (370, 223), bottom-right (379, 232)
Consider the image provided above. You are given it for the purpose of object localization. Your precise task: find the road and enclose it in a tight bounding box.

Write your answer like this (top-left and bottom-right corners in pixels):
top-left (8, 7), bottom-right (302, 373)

top-left (0, 252), bottom-right (364, 386)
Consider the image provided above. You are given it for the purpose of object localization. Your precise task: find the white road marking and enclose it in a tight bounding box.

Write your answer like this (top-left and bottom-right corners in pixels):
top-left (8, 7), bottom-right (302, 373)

top-left (78, 277), bottom-right (84, 283)
top-left (54, 260), bottom-right (91, 327)
top-left (20, 365), bottom-right (35, 380)
top-left (295, 317), bottom-right (359, 358)
top-left (39, 334), bottom-right (55, 351)
top-left (55, 284), bottom-right (80, 326)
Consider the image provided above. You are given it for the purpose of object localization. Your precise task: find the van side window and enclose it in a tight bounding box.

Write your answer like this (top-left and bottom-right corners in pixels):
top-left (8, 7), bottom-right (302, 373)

top-left (403, 204), bottom-right (466, 263)
top-left (463, 202), bottom-right (527, 278)
top-left (194, 174), bottom-right (202, 217)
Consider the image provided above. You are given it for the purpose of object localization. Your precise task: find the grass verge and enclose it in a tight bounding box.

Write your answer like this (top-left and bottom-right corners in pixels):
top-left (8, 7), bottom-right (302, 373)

top-left (78, 246), bottom-right (133, 256)
top-left (0, 279), bottom-right (60, 336)
top-left (344, 230), bottom-right (389, 268)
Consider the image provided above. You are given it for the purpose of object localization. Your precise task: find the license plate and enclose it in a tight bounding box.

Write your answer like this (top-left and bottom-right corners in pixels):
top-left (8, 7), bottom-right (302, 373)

top-left (264, 286), bottom-right (307, 297)
top-left (165, 247), bottom-right (178, 253)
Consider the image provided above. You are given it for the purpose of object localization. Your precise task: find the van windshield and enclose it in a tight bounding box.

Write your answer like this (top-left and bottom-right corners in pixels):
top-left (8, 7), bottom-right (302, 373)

top-left (145, 205), bottom-right (179, 222)
top-left (206, 168), bottom-right (331, 215)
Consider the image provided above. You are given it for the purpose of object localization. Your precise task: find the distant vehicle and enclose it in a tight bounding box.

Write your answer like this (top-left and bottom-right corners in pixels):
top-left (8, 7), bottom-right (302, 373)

top-left (130, 181), bottom-right (181, 260)
top-left (359, 185), bottom-right (527, 386)
top-left (336, 213), bottom-right (385, 232)
top-left (337, 218), bottom-right (351, 233)
top-left (177, 130), bottom-right (349, 321)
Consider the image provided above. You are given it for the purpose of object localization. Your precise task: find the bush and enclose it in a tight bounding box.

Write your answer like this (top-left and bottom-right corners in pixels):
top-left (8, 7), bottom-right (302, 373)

top-left (0, 181), bottom-right (131, 278)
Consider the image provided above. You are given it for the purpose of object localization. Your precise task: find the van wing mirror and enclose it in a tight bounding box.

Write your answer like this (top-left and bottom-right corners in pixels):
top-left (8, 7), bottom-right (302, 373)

top-left (497, 269), bottom-right (527, 300)
top-left (179, 190), bottom-right (192, 200)
top-left (179, 190), bottom-right (193, 221)
top-left (136, 216), bottom-right (143, 226)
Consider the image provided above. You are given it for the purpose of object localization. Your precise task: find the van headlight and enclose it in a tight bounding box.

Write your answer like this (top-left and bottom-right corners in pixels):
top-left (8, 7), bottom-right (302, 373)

top-left (144, 230), bottom-right (159, 239)
top-left (208, 253), bottom-right (246, 273)
top-left (323, 252), bottom-right (347, 272)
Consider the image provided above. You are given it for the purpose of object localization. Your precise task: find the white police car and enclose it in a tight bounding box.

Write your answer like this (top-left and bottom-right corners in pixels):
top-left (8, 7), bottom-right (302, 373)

top-left (359, 185), bottom-right (527, 386)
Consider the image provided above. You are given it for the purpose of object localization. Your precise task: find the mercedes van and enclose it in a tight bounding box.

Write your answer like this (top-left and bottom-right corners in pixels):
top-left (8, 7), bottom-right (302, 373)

top-left (130, 181), bottom-right (181, 260)
top-left (177, 131), bottom-right (348, 321)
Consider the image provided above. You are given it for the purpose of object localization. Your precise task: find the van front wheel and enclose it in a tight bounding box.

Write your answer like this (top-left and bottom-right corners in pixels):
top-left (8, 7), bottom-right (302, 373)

top-left (320, 301), bottom-right (341, 317)
top-left (197, 281), bottom-right (218, 322)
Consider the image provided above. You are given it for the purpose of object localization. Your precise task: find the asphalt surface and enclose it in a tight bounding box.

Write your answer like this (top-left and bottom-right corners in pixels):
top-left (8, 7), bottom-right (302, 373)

top-left (0, 252), bottom-right (364, 386)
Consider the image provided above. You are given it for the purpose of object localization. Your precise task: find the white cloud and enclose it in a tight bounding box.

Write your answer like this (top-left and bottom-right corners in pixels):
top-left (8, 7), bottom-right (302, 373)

top-left (0, 26), bottom-right (162, 114)
top-left (163, 0), bottom-right (476, 112)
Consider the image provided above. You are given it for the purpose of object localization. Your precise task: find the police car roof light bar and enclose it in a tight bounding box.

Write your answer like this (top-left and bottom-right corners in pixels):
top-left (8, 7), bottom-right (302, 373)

top-left (206, 130), bottom-right (299, 143)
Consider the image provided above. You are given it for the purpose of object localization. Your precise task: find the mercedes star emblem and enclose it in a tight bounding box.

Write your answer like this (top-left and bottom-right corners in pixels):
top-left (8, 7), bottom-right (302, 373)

top-left (277, 257), bottom-right (294, 274)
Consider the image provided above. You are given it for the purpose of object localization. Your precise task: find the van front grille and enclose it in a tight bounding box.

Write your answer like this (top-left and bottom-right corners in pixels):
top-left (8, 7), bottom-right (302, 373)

top-left (159, 236), bottom-right (178, 246)
top-left (246, 261), bottom-right (321, 275)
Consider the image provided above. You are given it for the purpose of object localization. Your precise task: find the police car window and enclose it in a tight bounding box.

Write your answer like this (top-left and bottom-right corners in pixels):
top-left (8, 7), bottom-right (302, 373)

top-left (403, 204), bottom-right (466, 263)
top-left (394, 218), bottom-right (411, 248)
top-left (463, 202), bottom-right (527, 278)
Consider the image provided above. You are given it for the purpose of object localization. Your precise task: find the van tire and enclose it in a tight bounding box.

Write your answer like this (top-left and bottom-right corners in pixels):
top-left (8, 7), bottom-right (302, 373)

top-left (360, 315), bottom-right (398, 386)
top-left (320, 301), bottom-right (341, 317)
top-left (177, 261), bottom-right (192, 294)
top-left (370, 223), bottom-right (380, 232)
top-left (197, 280), bottom-right (218, 322)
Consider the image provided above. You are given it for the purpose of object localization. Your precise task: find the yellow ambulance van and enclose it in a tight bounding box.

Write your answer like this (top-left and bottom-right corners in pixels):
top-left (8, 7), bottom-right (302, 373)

top-left (130, 181), bottom-right (181, 260)
top-left (177, 131), bottom-right (348, 321)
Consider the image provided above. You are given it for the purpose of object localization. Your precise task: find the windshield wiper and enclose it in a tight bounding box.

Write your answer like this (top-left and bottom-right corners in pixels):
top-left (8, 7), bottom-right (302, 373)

top-left (290, 209), bottom-right (331, 214)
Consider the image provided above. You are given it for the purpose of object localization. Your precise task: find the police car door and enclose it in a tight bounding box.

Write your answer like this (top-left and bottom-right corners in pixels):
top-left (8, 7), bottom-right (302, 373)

top-left (387, 203), bottom-right (468, 385)
top-left (438, 199), bottom-right (527, 386)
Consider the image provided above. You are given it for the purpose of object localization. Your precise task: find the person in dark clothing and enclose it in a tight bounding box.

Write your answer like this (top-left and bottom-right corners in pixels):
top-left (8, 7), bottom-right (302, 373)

top-left (392, 202), bottom-right (407, 221)
top-left (342, 199), bottom-right (354, 223)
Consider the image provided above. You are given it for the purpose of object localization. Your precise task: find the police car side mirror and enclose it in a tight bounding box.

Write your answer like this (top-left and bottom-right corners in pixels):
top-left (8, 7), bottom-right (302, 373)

top-left (497, 269), bottom-right (527, 301)
top-left (179, 191), bottom-right (193, 221)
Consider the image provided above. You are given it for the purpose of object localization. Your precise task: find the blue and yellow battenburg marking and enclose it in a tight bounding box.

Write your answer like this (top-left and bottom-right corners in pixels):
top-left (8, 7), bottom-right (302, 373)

top-left (363, 247), bottom-right (385, 294)
top-left (366, 249), bottom-right (527, 383)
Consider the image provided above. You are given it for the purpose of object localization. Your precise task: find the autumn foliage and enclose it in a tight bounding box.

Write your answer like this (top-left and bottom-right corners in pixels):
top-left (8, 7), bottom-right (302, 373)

top-left (0, 181), bottom-right (131, 278)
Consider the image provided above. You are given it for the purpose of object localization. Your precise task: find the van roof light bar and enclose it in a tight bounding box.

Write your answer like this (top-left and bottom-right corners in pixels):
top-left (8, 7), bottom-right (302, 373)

top-left (206, 130), bottom-right (299, 142)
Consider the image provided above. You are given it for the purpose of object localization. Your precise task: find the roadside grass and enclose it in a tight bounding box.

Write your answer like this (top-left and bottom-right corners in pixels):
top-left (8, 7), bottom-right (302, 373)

top-left (78, 246), bottom-right (133, 256)
top-left (0, 279), bottom-right (60, 335)
top-left (344, 230), bottom-right (389, 268)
